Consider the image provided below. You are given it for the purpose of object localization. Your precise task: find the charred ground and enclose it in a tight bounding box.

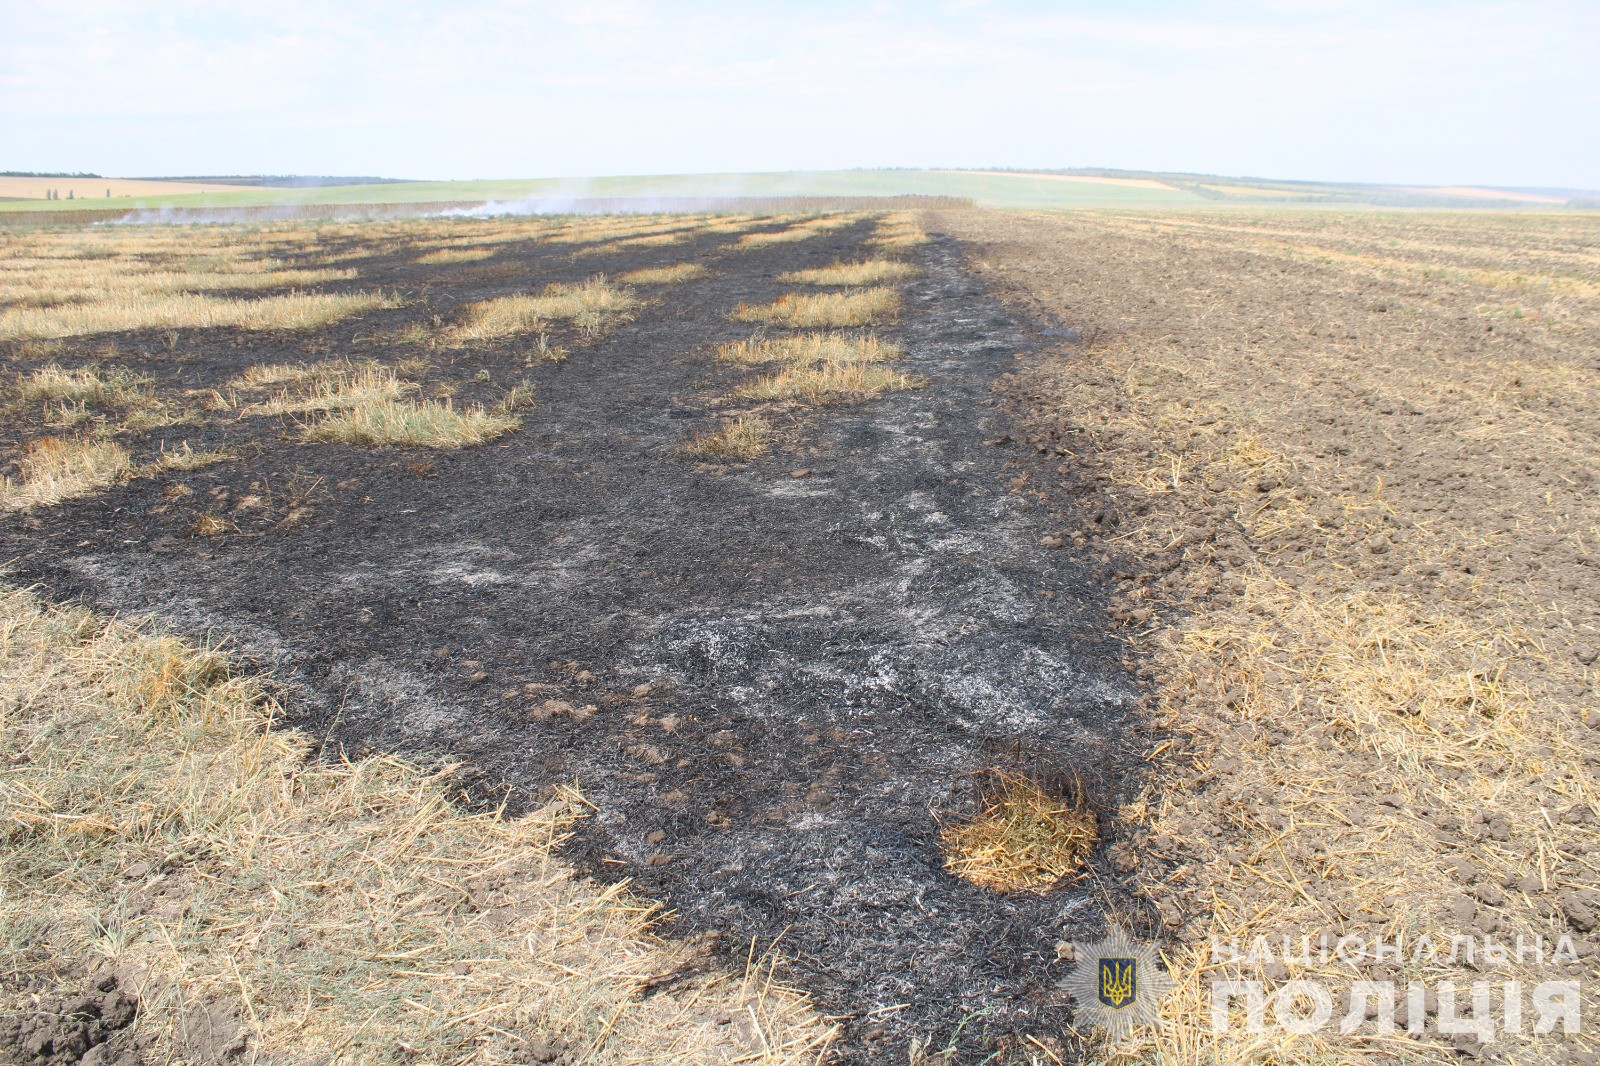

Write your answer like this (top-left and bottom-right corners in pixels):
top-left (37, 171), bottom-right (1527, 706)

top-left (0, 213), bottom-right (1147, 1061)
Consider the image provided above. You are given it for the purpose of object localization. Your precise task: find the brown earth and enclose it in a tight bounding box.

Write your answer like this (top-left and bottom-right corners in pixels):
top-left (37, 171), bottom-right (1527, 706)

top-left (0, 966), bottom-right (139, 1065)
top-left (947, 208), bottom-right (1600, 1063)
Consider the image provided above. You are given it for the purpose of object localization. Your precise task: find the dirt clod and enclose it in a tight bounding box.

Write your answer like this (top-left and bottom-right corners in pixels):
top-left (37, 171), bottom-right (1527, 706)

top-left (0, 975), bottom-right (139, 1066)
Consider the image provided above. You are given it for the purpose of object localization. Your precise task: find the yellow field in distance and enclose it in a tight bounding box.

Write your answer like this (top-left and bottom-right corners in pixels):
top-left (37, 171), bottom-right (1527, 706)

top-left (0, 177), bottom-right (250, 202)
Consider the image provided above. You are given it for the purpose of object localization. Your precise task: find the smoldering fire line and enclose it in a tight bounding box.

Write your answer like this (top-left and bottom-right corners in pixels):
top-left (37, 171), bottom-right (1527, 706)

top-left (78, 195), bottom-right (971, 226)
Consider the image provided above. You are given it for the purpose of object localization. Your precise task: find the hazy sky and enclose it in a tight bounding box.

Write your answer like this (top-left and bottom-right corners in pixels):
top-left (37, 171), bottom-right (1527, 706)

top-left (4, 1), bottom-right (1596, 188)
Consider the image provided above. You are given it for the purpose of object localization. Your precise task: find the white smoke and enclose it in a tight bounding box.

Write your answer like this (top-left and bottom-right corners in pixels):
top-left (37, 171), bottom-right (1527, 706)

top-left (107, 203), bottom-right (323, 226)
top-left (92, 173), bottom-right (898, 226)
top-left (436, 176), bottom-right (598, 217)
top-left (434, 174), bottom-right (766, 218)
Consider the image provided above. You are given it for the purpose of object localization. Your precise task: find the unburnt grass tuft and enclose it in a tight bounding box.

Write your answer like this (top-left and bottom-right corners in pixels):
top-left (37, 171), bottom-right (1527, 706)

top-left (779, 260), bottom-right (919, 286)
top-left (716, 332), bottom-right (901, 366)
top-left (304, 397), bottom-right (520, 449)
top-left (0, 587), bottom-right (835, 1064)
top-left (241, 363), bottom-right (406, 416)
top-left (0, 259), bottom-right (358, 307)
top-left (228, 362), bottom-right (520, 448)
top-left (231, 359), bottom-right (355, 389)
top-left (732, 229), bottom-right (815, 250)
top-left (148, 441), bottom-right (234, 474)
top-left (732, 216), bottom-right (852, 249)
top-left (683, 415), bottom-right (773, 460)
top-left (939, 770), bottom-right (1097, 894)
top-left (734, 359), bottom-right (915, 405)
top-left (525, 331), bottom-right (570, 363)
top-left (698, 217), bottom-right (764, 236)
top-left (15, 365), bottom-right (175, 435)
top-left (497, 382), bottom-right (540, 413)
top-left (720, 331), bottom-right (915, 405)
top-left (14, 364), bottom-right (186, 437)
top-left (387, 320), bottom-right (441, 349)
top-left (731, 288), bottom-right (900, 328)
top-left (0, 291), bottom-right (400, 342)
top-left (7, 339), bottom-right (66, 361)
top-left (0, 436), bottom-right (132, 510)
top-left (579, 231), bottom-right (694, 255)
top-left (452, 277), bottom-right (639, 343)
top-left (16, 363), bottom-right (153, 407)
top-left (865, 212), bottom-right (928, 255)
top-left (191, 511), bottom-right (239, 537)
top-left (415, 247), bottom-right (496, 265)
top-left (616, 263), bottom-right (709, 285)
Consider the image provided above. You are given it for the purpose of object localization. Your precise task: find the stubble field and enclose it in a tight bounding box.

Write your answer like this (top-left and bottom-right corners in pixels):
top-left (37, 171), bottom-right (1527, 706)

top-left (955, 208), bottom-right (1600, 1064)
top-left (1, 203), bottom-right (1595, 1065)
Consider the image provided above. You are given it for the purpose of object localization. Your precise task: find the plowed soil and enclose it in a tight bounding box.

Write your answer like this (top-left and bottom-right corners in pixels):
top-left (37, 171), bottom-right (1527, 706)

top-left (951, 209), bottom-right (1600, 1063)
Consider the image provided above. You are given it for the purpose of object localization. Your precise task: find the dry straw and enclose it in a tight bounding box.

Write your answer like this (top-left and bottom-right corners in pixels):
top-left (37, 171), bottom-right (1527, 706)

top-left (229, 362), bottom-right (521, 448)
top-left (864, 213), bottom-right (928, 255)
top-left (734, 360), bottom-right (914, 405)
top-left (779, 260), bottom-right (919, 286)
top-left (948, 208), bottom-right (1600, 1062)
top-left (719, 331), bottom-right (916, 405)
top-left (415, 247), bottom-right (496, 265)
top-left (0, 436), bottom-right (131, 510)
top-left (939, 770), bottom-right (1098, 894)
top-left (731, 289), bottom-right (900, 328)
top-left (0, 291), bottom-right (399, 341)
top-left (303, 397), bottom-right (519, 448)
top-left (716, 332), bottom-right (900, 366)
top-left (452, 277), bottom-right (639, 342)
top-left (0, 586), bottom-right (836, 1063)
top-left (16, 364), bottom-right (152, 406)
top-left (617, 263), bottom-right (709, 285)
top-left (683, 415), bottom-right (773, 460)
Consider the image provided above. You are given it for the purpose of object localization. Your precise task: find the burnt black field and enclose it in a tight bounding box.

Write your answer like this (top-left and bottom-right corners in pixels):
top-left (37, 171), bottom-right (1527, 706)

top-left (0, 214), bottom-right (1146, 1062)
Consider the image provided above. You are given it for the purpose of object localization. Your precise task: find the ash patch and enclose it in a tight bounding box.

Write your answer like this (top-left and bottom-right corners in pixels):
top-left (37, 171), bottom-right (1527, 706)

top-left (2, 221), bottom-right (1142, 1061)
top-left (640, 587), bottom-right (1116, 733)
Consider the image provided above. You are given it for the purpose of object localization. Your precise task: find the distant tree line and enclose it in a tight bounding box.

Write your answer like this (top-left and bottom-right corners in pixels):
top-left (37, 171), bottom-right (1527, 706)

top-left (2, 170), bottom-right (104, 178)
top-left (131, 175), bottom-right (407, 187)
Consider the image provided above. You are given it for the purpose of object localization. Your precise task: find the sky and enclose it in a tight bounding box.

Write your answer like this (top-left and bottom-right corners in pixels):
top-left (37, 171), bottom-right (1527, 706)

top-left (3, 1), bottom-right (1597, 189)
